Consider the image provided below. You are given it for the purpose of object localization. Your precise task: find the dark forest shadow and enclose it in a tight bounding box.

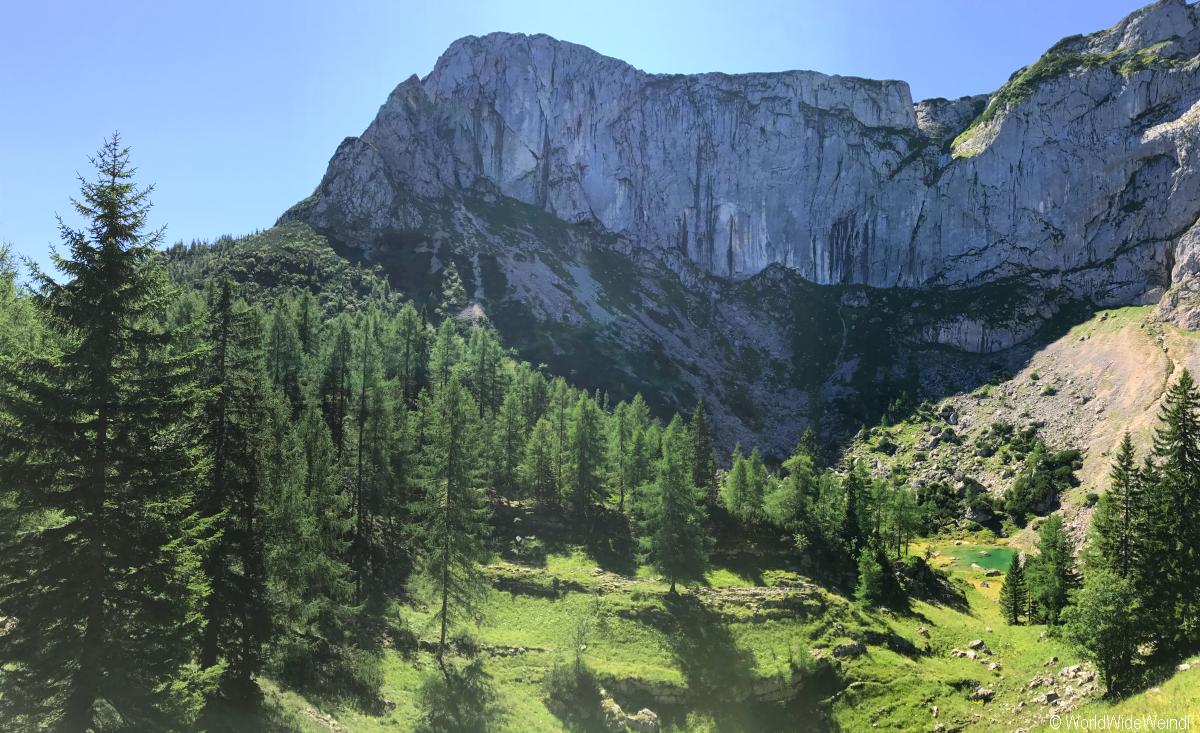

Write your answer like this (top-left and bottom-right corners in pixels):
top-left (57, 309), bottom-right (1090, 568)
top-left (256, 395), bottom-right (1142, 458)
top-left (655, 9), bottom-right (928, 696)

top-left (663, 593), bottom-right (758, 698)
top-left (414, 659), bottom-right (505, 733)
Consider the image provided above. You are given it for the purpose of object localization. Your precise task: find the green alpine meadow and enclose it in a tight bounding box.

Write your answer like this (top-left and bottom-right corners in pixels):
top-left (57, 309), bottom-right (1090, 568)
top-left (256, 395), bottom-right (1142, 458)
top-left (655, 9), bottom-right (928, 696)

top-left (5, 1), bottom-right (1200, 731)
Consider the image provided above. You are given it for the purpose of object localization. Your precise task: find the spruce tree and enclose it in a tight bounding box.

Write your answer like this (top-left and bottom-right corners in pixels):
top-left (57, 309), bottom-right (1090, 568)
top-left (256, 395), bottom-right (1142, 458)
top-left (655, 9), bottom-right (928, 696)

top-left (1026, 515), bottom-right (1078, 625)
top-left (1148, 370), bottom-right (1200, 647)
top-left (415, 375), bottom-right (490, 661)
top-left (642, 416), bottom-right (709, 594)
top-left (999, 553), bottom-right (1027, 625)
top-left (1089, 434), bottom-right (1143, 580)
top-left (0, 137), bottom-right (217, 730)
top-left (197, 279), bottom-right (272, 699)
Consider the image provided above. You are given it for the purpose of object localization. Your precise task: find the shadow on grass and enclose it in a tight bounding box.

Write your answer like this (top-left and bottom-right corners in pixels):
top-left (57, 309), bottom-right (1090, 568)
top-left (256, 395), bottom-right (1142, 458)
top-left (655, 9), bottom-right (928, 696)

top-left (663, 592), bottom-right (758, 698)
top-left (624, 594), bottom-right (842, 732)
top-left (198, 690), bottom-right (310, 733)
top-left (584, 510), bottom-right (638, 576)
top-left (414, 658), bottom-right (505, 733)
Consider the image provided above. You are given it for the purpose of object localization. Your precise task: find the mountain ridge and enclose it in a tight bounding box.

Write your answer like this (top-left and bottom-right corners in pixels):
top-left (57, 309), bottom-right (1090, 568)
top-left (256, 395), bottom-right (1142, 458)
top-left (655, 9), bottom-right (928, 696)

top-left (277, 0), bottom-right (1200, 454)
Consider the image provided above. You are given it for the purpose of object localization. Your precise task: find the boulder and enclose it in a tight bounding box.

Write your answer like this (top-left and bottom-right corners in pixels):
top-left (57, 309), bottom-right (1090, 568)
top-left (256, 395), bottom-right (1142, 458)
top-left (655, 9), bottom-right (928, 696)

top-left (601, 698), bottom-right (626, 732)
top-left (833, 642), bottom-right (866, 658)
top-left (968, 687), bottom-right (995, 702)
top-left (629, 708), bottom-right (660, 733)
top-left (967, 639), bottom-right (992, 655)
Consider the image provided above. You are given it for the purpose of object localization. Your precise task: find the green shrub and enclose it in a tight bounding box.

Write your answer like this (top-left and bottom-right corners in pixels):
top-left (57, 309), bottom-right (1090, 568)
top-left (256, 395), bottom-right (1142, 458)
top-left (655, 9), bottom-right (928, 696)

top-left (1003, 445), bottom-right (1082, 525)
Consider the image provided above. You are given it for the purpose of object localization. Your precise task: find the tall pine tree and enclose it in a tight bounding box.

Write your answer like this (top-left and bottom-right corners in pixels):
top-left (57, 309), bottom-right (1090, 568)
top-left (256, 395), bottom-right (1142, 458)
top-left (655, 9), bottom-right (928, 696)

top-left (566, 394), bottom-right (608, 523)
top-left (415, 375), bottom-right (491, 661)
top-left (999, 553), bottom-right (1027, 625)
top-left (1026, 514), bottom-right (1078, 626)
top-left (1147, 370), bottom-right (1200, 647)
top-left (641, 417), bottom-right (709, 594)
top-left (1089, 434), bottom-right (1144, 581)
top-left (0, 137), bottom-right (218, 730)
top-left (197, 279), bottom-right (272, 700)
top-left (690, 401), bottom-right (718, 511)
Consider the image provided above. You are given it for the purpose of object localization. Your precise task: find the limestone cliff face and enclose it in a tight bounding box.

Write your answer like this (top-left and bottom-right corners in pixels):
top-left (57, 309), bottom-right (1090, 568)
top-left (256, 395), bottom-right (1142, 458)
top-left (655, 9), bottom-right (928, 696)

top-left (291, 0), bottom-right (1200, 309)
top-left (280, 1), bottom-right (1200, 452)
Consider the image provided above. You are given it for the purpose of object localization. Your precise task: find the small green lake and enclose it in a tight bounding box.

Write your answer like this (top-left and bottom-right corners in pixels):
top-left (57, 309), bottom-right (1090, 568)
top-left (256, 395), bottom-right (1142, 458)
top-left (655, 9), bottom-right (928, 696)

top-left (937, 544), bottom-right (1015, 573)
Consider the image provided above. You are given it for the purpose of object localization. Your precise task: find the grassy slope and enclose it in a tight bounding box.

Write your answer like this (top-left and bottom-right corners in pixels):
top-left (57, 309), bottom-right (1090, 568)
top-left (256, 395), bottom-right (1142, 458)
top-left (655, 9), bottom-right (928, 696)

top-left (851, 305), bottom-right (1200, 548)
top-left (225, 530), bottom-right (1091, 733)
top-left (1040, 663), bottom-right (1200, 731)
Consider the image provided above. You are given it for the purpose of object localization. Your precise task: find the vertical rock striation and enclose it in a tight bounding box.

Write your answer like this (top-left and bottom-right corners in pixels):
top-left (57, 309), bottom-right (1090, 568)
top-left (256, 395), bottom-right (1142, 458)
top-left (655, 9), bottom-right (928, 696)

top-left (289, 0), bottom-right (1200, 309)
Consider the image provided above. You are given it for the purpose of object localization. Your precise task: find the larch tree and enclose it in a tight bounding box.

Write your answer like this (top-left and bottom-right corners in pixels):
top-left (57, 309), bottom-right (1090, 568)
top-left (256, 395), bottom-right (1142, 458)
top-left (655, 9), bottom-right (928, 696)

top-left (264, 297), bottom-right (303, 414)
top-left (386, 301), bottom-right (428, 403)
top-left (1062, 568), bottom-right (1142, 695)
top-left (521, 416), bottom-right (559, 509)
top-left (319, 317), bottom-right (354, 454)
top-left (415, 375), bottom-right (490, 663)
top-left (690, 401), bottom-right (718, 511)
top-left (567, 394), bottom-right (608, 523)
top-left (435, 261), bottom-right (468, 323)
top-left (642, 417), bottom-right (709, 594)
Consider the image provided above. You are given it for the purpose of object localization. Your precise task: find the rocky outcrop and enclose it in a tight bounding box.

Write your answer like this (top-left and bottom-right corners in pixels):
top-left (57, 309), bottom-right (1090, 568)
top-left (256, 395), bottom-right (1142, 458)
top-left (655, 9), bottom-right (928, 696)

top-left (290, 0), bottom-right (1200, 312)
top-left (274, 0), bottom-right (1200, 455)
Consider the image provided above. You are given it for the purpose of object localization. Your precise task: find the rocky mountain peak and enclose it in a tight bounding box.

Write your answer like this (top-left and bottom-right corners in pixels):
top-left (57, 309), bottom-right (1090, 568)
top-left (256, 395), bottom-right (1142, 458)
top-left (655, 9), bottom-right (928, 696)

top-left (291, 1), bottom-right (1200, 310)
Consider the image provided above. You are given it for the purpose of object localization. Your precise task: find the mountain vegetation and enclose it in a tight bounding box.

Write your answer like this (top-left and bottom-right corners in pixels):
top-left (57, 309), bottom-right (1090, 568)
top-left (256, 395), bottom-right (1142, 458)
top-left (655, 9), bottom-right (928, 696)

top-left (4, 137), bottom-right (1200, 731)
top-left (11, 4), bottom-right (1200, 724)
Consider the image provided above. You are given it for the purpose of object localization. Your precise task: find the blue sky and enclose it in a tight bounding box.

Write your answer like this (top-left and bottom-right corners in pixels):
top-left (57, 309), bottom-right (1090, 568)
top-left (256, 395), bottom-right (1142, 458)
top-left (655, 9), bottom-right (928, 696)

top-left (2, 0), bottom-right (1145, 272)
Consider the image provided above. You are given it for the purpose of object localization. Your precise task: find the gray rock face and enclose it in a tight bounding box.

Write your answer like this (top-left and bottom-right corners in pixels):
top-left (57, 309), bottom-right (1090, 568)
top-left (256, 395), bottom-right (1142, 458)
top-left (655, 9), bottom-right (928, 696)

top-left (293, 0), bottom-right (1200, 311)
top-left (278, 0), bottom-right (1200, 452)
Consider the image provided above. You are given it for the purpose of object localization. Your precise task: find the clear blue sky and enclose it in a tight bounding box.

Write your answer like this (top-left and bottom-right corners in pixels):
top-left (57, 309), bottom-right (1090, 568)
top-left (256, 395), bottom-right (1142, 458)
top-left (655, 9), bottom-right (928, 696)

top-left (1, 0), bottom-right (1145, 272)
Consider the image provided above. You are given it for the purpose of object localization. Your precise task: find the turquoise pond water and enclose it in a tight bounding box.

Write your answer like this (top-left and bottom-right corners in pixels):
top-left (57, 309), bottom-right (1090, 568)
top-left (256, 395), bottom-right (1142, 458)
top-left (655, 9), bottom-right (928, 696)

top-left (937, 545), bottom-right (1016, 573)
